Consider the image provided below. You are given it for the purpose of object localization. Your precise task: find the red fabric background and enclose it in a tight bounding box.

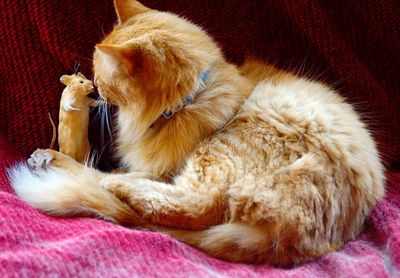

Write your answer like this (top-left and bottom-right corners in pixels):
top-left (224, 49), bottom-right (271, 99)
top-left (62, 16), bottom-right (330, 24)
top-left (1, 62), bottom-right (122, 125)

top-left (0, 0), bottom-right (399, 166)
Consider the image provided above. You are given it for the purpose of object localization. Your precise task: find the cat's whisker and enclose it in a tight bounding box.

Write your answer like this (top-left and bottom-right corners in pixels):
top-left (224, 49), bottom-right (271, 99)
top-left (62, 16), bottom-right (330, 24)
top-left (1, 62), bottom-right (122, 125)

top-left (91, 98), bottom-right (103, 122)
top-left (77, 55), bottom-right (94, 63)
top-left (93, 148), bottom-right (102, 168)
top-left (98, 144), bottom-right (108, 163)
top-left (89, 149), bottom-right (97, 169)
top-left (84, 148), bottom-right (97, 169)
top-left (104, 101), bottom-right (113, 144)
top-left (83, 144), bottom-right (109, 169)
top-left (99, 100), bottom-right (106, 147)
top-left (94, 98), bottom-right (114, 150)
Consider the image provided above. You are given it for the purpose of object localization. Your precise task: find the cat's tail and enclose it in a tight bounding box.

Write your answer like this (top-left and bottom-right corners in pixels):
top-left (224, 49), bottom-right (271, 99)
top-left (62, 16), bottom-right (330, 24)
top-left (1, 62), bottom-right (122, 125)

top-left (8, 163), bottom-right (147, 227)
top-left (155, 223), bottom-right (306, 265)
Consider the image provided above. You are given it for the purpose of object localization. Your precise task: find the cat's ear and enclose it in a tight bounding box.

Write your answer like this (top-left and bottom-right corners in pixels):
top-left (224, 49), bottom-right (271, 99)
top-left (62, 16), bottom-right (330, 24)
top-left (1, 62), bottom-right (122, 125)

top-left (60, 75), bottom-right (72, 85)
top-left (95, 44), bottom-right (133, 75)
top-left (96, 34), bottom-right (162, 76)
top-left (114, 0), bottom-right (150, 24)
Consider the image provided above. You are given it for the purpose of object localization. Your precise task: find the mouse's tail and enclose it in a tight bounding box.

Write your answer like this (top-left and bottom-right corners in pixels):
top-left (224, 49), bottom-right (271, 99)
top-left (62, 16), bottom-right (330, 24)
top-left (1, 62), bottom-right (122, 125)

top-left (48, 112), bottom-right (57, 150)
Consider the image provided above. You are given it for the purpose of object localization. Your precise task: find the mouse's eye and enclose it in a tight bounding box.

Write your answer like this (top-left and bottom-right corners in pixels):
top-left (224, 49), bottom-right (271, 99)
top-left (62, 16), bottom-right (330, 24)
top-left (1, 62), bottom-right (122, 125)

top-left (80, 81), bottom-right (84, 84)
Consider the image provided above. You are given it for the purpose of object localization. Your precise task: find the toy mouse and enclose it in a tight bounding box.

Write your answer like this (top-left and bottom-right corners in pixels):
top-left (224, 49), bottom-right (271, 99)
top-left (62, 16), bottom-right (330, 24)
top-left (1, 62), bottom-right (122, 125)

top-left (55, 72), bottom-right (98, 163)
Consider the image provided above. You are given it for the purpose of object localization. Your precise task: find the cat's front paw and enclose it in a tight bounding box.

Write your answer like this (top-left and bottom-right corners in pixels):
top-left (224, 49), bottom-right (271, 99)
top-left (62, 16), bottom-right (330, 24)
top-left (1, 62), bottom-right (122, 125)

top-left (27, 149), bottom-right (55, 170)
top-left (100, 173), bottom-right (150, 192)
top-left (100, 175), bottom-right (121, 191)
top-left (100, 175), bottom-right (131, 202)
top-left (100, 175), bottom-right (159, 217)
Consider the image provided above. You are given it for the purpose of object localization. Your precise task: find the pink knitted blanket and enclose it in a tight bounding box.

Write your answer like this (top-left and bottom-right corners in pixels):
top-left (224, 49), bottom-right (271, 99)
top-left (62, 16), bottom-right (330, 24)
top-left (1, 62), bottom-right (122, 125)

top-left (1, 142), bottom-right (399, 277)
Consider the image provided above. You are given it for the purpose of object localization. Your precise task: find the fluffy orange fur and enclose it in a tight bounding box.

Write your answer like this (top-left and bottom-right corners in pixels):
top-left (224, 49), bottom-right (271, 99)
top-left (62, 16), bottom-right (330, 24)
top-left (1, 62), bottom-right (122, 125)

top-left (10, 0), bottom-right (385, 265)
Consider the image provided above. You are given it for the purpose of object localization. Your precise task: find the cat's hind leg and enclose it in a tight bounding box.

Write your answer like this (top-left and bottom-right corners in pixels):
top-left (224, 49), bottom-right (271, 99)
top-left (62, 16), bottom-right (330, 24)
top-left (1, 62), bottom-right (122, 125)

top-left (221, 153), bottom-right (337, 263)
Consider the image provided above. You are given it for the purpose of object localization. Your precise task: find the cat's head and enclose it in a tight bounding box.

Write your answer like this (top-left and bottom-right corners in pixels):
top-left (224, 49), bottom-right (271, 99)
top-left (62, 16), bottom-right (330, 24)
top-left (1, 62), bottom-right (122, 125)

top-left (93, 0), bottom-right (223, 113)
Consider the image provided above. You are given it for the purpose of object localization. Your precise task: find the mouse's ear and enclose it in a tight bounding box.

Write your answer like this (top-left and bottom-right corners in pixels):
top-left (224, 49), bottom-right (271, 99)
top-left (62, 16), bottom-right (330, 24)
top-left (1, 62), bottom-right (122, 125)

top-left (76, 72), bottom-right (86, 79)
top-left (60, 75), bottom-right (71, 85)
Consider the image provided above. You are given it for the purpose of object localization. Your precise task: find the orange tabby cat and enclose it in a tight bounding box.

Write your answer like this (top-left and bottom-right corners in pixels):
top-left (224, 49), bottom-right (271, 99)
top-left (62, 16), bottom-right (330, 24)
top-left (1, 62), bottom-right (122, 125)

top-left (9, 0), bottom-right (385, 265)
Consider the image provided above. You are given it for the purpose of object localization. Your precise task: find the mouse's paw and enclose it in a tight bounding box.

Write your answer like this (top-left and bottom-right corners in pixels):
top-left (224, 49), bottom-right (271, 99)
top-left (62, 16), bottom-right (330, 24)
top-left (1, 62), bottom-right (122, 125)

top-left (27, 149), bottom-right (55, 170)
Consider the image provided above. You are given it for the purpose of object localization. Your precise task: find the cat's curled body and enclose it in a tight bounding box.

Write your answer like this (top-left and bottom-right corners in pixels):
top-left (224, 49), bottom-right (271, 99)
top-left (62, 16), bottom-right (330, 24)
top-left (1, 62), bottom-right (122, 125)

top-left (9, 0), bottom-right (384, 265)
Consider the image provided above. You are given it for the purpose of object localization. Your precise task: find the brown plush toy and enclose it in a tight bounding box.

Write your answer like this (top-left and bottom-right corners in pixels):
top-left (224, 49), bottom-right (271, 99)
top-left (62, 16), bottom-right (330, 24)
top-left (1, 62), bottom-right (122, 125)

top-left (54, 72), bottom-right (98, 163)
